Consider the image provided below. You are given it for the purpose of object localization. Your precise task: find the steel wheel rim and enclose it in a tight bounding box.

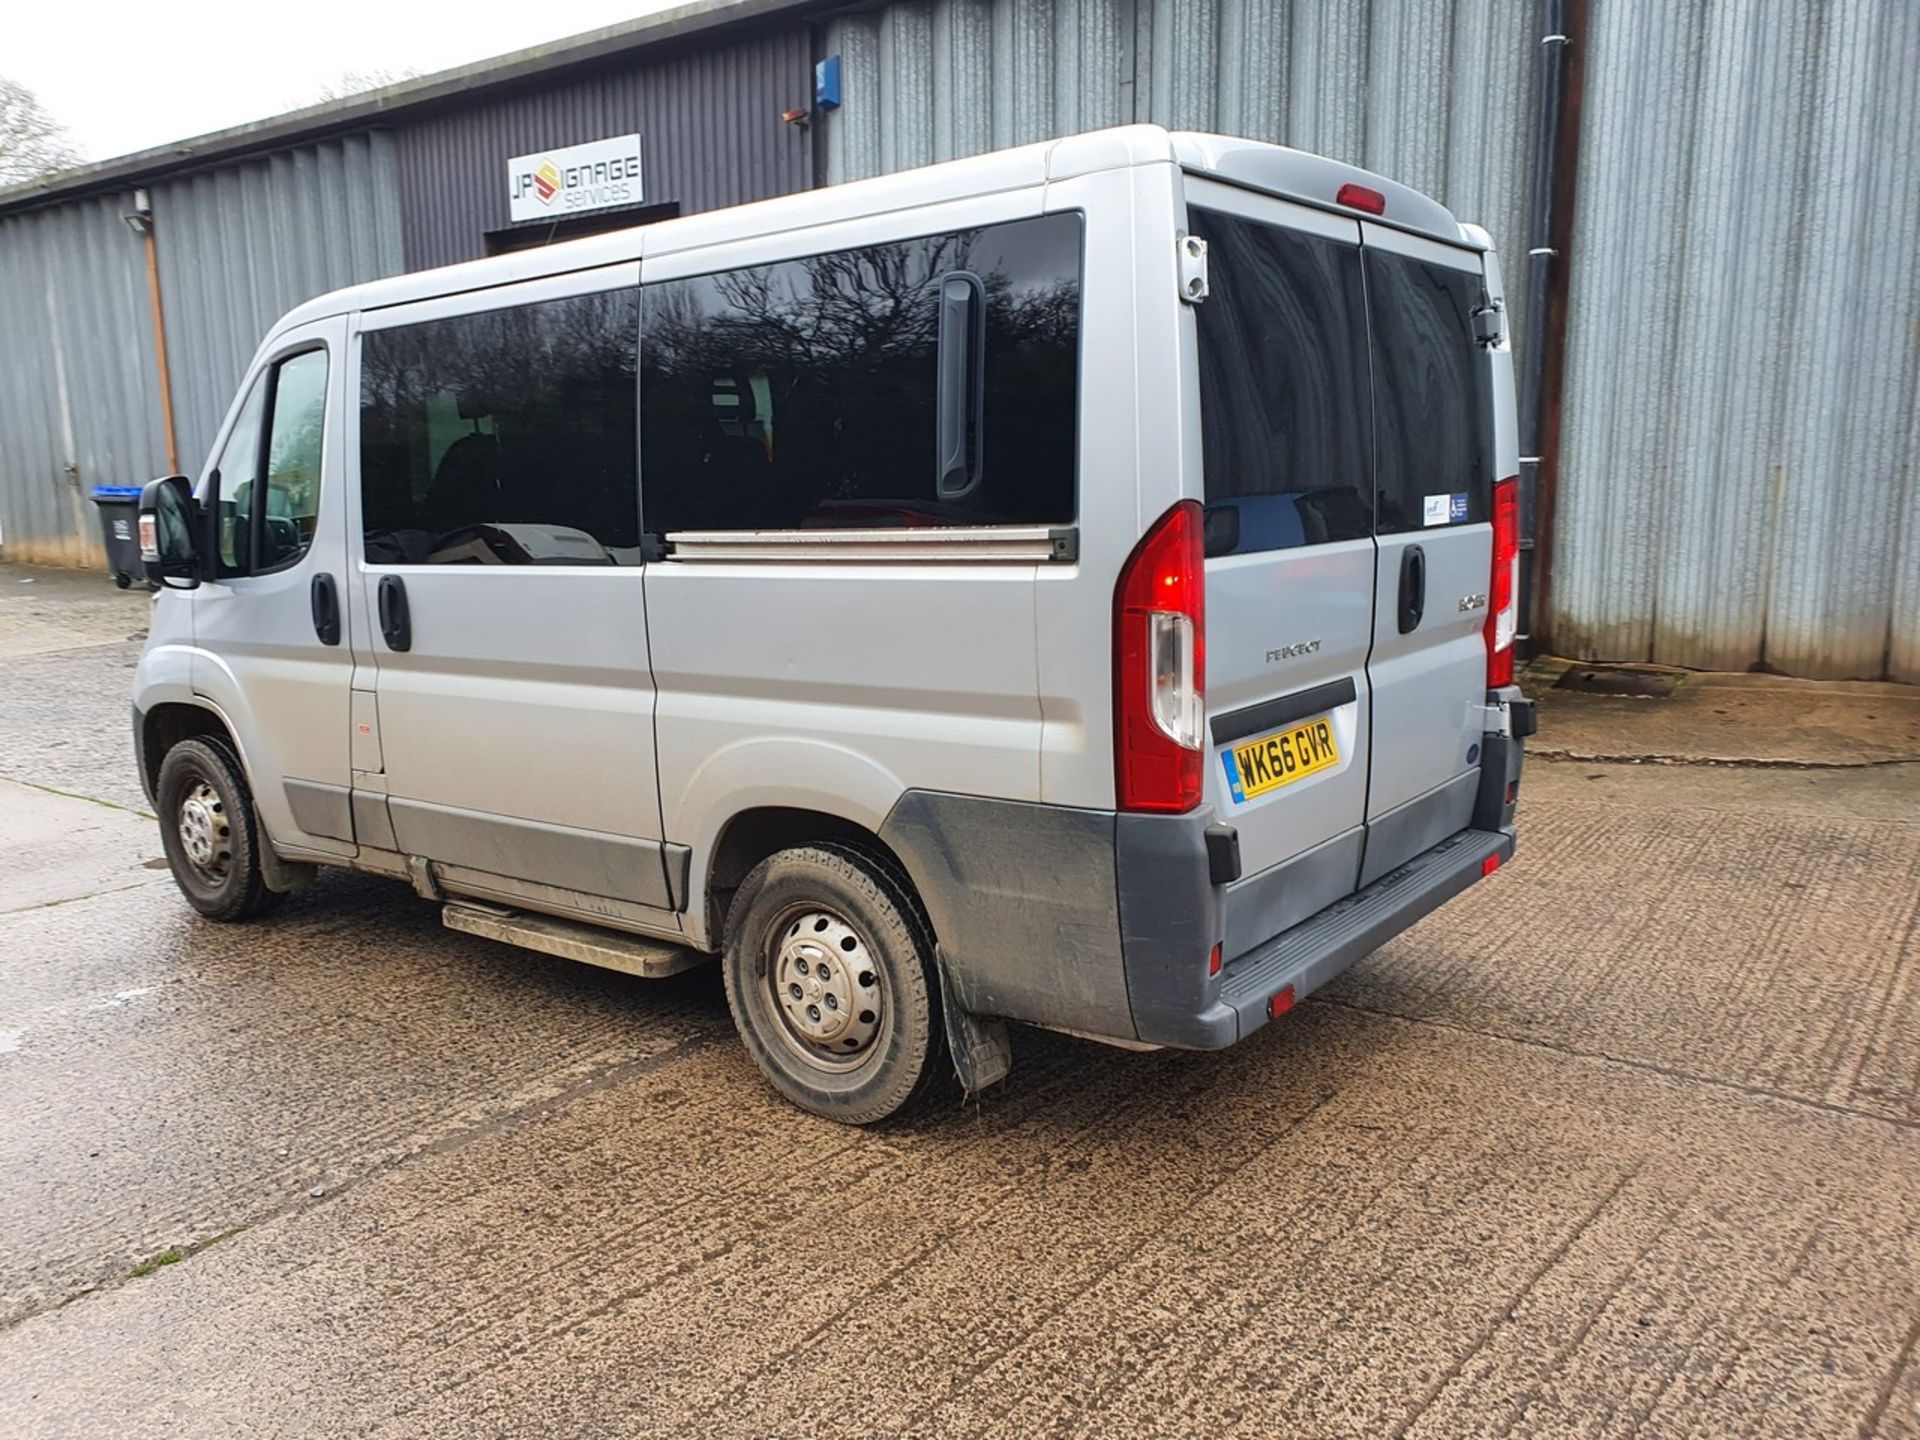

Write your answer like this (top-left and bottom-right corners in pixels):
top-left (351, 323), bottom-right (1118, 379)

top-left (177, 779), bottom-right (233, 882)
top-left (766, 905), bottom-right (885, 1072)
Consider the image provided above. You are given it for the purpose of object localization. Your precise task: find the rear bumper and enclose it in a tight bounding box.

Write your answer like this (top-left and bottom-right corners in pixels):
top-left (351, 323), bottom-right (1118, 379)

top-left (1142, 826), bottom-right (1512, 1048)
top-left (880, 688), bottom-right (1529, 1050)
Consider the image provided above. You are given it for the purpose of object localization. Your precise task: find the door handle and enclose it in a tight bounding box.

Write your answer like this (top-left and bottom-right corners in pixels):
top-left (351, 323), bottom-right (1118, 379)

top-left (1398, 545), bottom-right (1426, 634)
top-left (309, 573), bottom-right (341, 646)
top-left (377, 574), bottom-right (411, 652)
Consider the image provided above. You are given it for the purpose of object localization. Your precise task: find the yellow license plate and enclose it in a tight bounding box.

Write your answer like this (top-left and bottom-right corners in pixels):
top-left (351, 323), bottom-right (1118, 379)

top-left (1223, 715), bottom-right (1340, 802)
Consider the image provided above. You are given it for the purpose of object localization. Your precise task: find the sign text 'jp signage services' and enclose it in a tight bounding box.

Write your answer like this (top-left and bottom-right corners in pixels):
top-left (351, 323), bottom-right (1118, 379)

top-left (508, 135), bottom-right (644, 223)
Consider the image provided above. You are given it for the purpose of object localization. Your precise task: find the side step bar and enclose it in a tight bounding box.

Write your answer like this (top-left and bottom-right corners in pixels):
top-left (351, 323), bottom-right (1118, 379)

top-left (442, 902), bottom-right (709, 980)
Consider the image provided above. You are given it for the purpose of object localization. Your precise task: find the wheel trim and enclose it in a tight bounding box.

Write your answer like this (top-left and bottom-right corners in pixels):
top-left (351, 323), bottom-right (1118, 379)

top-left (767, 906), bottom-right (885, 1072)
top-left (177, 780), bottom-right (234, 882)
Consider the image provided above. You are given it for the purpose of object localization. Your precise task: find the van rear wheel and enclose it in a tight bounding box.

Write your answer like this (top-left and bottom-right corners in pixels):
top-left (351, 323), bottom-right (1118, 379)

top-left (722, 844), bottom-right (948, 1124)
top-left (155, 737), bottom-right (284, 922)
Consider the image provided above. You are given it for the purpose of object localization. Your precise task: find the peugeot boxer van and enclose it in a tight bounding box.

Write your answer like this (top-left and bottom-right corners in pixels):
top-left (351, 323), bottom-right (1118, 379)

top-left (132, 125), bottom-right (1533, 1123)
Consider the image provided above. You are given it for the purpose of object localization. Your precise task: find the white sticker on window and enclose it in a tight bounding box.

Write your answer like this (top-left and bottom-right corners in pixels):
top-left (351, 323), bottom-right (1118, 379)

top-left (1423, 494), bottom-right (1451, 527)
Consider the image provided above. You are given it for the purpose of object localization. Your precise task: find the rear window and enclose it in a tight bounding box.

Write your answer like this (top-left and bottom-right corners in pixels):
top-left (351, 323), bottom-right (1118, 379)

top-left (639, 213), bottom-right (1081, 534)
top-left (1187, 208), bottom-right (1372, 557)
top-left (1365, 250), bottom-right (1491, 535)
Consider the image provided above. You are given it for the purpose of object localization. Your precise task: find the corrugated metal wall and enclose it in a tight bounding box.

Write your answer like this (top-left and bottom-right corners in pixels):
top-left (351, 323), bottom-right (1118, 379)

top-left (0, 195), bottom-right (169, 565)
top-left (821, 0), bottom-right (1540, 349)
top-left (154, 132), bottom-right (405, 474)
top-left (1555, 0), bottom-right (1920, 681)
top-left (397, 27), bottom-right (814, 271)
top-left (0, 133), bottom-right (403, 565)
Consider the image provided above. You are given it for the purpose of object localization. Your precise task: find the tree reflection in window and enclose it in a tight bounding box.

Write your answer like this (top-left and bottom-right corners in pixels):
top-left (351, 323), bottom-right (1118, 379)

top-left (640, 213), bottom-right (1080, 533)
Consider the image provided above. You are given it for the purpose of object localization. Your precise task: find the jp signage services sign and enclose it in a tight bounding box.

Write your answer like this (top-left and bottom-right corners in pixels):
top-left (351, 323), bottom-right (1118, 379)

top-left (507, 135), bottom-right (644, 223)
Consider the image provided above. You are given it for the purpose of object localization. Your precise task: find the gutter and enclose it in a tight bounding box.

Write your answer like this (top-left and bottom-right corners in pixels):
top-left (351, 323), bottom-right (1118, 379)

top-left (1517, 0), bottom-right (1586, 652)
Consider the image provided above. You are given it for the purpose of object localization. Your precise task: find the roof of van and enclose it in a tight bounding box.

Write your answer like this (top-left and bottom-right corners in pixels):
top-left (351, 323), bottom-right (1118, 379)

top-left (271, 125), bottom-right (1474, 339)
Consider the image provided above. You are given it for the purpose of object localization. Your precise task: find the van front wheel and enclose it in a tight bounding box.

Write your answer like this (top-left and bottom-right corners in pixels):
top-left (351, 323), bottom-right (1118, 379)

top-left (722, 844), bottom-right (948, 1124)
top-left (155, 738), bottom-right (284, 922)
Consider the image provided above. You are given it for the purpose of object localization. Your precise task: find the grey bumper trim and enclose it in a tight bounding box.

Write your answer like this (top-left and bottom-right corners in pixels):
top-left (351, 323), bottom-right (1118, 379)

top-left (1159, 826), bottom-right (1513, 1049)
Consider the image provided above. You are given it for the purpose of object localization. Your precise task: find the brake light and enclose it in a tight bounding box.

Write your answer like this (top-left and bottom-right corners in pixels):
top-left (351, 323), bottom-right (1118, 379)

top-left (1115, 500), bottom-right (1206, 812)
top-left (1486, 477), bottom-right (1519, 687)
top-left (1336, 183), bottom-right (1386, 215)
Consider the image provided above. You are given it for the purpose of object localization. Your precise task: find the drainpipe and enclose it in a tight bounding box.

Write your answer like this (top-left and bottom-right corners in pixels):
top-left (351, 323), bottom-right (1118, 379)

top-left (1517, 0), bottom-right (1585, 652)
top-left (128, 188), bottom-right (180, 475)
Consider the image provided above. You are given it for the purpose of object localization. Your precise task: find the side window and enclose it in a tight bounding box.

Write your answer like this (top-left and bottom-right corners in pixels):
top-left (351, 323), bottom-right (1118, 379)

top-left (216, 350), bottom-right (327, 576)
top-left (213, 378), bottom-right (267, 573)
top-left (1188, 208), bottom-right (1372, 557)
top-left (1365, 250), bottom-right (1490, 534)
top-left (258, 351), bottom-right (328, 569)
top-left (358, 288), bottom-right (641, 565)
top-left (640, 213), bottom-right (1080, 533)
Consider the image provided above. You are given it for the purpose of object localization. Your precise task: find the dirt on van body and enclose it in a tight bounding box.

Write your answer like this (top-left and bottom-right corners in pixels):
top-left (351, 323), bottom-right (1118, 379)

top-left (3, 561), bottom-right (1918, 1439)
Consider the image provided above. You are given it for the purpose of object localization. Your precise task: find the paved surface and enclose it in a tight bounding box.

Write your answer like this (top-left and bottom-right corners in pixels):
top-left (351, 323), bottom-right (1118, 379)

top-left (1525, 656), bottom-right (1920, 769)
top-left (3, 562), bottom-right (1918, 1438)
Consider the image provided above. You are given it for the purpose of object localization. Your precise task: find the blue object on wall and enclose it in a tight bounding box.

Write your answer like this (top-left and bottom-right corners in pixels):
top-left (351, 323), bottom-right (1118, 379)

top-left (815, 55), bottom-right (842, 111)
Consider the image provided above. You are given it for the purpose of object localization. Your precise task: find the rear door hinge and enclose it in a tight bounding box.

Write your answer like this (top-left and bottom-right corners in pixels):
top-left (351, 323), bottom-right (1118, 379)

top-left (1178, 233), bottom-right (1209, 304)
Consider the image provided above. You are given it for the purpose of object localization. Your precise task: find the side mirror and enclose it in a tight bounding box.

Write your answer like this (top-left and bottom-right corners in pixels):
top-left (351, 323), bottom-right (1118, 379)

top-left (138, 475), bottom-right (202, 589)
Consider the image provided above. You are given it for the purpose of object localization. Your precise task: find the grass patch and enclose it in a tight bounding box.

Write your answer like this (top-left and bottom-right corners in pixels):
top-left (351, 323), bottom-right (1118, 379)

top-left (128, 1224), bottom-right (248, 1280)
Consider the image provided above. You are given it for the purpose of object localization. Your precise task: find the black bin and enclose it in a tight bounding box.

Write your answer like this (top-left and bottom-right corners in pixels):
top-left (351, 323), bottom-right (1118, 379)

top-left (90, 484), bottom-right (146, 589)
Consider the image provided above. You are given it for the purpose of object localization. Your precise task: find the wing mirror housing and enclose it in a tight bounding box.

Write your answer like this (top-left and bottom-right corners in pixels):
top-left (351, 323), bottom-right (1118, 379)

top-left (138, 474), bottom-right (204, 589)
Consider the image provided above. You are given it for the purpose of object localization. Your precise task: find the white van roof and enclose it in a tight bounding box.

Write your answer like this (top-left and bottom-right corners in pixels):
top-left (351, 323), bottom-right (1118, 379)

top-left (272, 125), bottom-right (1472, 338)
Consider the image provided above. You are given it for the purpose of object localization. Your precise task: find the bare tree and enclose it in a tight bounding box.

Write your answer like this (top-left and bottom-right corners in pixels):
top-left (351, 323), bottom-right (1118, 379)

top-left (309, 68), bottom-right (422, 104)
top-left (0, 76), bottom-right (81, 187)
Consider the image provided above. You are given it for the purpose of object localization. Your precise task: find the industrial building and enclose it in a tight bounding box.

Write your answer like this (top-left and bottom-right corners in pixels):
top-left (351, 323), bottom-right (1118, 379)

top-left (1, 0), bottom-right (1914, 679)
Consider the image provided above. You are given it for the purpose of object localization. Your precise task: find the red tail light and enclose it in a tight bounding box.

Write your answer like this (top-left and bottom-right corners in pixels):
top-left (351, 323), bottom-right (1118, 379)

top-left (1486, 477), bottom-right (1519, 688)
top-left (1115, 500), bottom-right (1206, 813)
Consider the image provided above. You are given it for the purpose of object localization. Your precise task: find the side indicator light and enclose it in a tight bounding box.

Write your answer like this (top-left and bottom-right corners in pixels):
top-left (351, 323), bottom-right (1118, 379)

top-left (1482, 853), bottom-right (1502, 877)
top-left (1268, 985), bottom-right (1295, 1020)
top-left (1336, 182), bottom-right (1386, 215)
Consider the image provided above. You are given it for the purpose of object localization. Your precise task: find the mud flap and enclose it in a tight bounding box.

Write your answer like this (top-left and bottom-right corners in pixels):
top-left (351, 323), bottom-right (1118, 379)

top-left (938, 951), bottom-right (1012, 1094)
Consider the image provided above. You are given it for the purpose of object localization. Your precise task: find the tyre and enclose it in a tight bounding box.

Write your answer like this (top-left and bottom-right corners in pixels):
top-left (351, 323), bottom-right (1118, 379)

top-left (722, 843), bottom-right (949, 1124)
top-left (154, 737), bottom-right (285, 922)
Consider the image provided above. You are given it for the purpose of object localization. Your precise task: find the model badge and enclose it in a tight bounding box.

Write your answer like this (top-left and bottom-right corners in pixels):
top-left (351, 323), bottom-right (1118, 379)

top-left (1265, 639), bottom-right (1322, 663)
top-left (1458, 592), bottom-right (1488, 613)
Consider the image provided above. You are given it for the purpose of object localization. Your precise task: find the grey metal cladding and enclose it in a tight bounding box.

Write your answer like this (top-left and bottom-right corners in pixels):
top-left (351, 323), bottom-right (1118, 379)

top-left (152, 132), bottom-right (405, 474)
top-left (0, 194), bottom-right (169, 565)
top-left (1552, 0), bottom-right (1920, 680)
top-left (395, 26), bottom-right (815, 271)
top-left (820, 0), bottom-right (1537, 352)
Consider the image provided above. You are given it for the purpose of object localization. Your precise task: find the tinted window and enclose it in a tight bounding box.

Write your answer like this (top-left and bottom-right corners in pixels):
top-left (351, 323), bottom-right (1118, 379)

top-left (1188, 208), bottom-right (1372, 557)
top-left (640, 213), bottom-right (1079, 533)
top-left (215, 349), bottom-right (327, 576)
top-left (1365, 250), bottom-right (1489, 534)
top-left (213, 377), bottom-right (267, 573)
top-left (359, 289), bottom-right (640, 565)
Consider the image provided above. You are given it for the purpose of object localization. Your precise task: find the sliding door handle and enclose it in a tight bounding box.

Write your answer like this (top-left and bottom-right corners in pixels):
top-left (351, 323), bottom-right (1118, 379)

top-left (377, 574), bottom-right (411, 652)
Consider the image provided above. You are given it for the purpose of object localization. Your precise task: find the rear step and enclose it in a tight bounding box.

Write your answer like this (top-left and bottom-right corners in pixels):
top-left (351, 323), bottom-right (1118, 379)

top-left (442, 902), bottom-right (709, 979)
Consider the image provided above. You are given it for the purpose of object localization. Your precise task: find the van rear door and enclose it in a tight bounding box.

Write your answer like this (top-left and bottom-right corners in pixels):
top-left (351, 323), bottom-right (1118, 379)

top-left (1185, 186), bottom-right (1375, 958)
top-left (1357, 227), bottom-right (1495, 883)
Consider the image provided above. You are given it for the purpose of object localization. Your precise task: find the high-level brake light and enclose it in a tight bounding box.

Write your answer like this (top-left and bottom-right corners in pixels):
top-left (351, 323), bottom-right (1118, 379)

top-left (1486, 477), bottom-right (1519, 687)
top-left (1114, 500), bottom-right (1206, 813)
top-left (1336, 183), bottom-right (1386, 215)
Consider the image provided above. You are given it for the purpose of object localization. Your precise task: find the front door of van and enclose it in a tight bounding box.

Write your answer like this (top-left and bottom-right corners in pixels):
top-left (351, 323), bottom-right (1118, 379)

top-left (1357, 226), bottom-right (1497, 883)
top-left (347, 268), bottom-right (676, 919)
top-left (191, 317), bottom-right (358, 859)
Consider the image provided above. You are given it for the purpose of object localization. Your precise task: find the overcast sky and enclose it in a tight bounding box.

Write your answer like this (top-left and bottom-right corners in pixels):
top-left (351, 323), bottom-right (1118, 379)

top-left (13, 1), bottom-right (686, 163)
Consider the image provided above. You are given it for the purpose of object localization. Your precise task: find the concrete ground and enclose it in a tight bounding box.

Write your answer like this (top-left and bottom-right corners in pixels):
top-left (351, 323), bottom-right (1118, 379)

top-left (2, 560), bottom-right (1917, 1439)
